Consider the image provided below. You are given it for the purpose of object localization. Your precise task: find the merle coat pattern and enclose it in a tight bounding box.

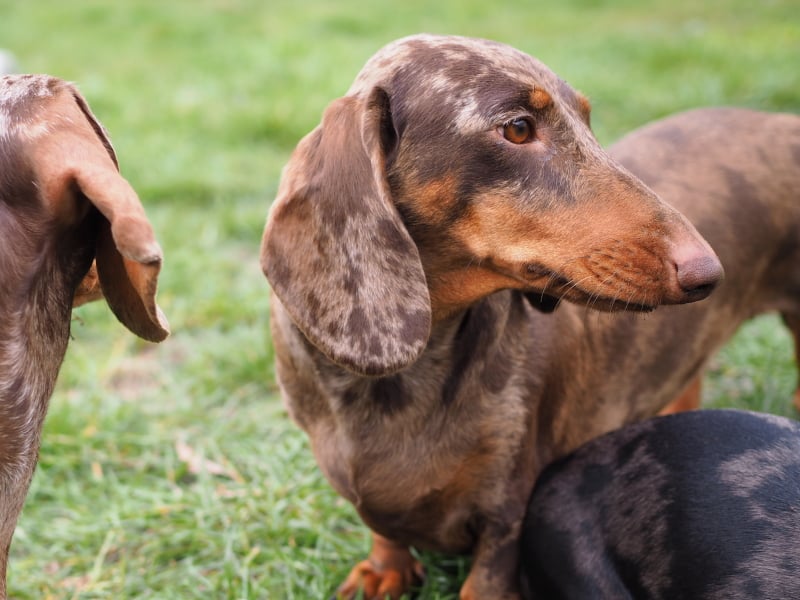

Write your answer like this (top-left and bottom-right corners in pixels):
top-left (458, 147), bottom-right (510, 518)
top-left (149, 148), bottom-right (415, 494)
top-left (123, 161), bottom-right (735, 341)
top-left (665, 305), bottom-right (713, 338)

top-left (520, 409), bottom-right (800, 600)
top-left (260, 35), bottom-right (746, 600)
top-left (0, 74), bottom-right (168, 597)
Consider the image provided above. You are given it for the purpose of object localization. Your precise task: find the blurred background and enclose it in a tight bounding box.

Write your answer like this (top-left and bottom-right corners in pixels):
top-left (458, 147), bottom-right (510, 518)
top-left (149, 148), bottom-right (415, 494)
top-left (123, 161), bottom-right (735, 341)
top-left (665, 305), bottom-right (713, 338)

top-left (1, 1), bottom-right (798, 597)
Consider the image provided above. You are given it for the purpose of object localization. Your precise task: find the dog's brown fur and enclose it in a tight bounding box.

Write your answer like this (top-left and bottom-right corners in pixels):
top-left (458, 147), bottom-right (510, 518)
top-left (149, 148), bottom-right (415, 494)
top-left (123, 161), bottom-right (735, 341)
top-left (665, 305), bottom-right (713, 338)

top-left (0, 74), bottom-right (169, 597)
top-left (260, 35), bottom-right (737, 600)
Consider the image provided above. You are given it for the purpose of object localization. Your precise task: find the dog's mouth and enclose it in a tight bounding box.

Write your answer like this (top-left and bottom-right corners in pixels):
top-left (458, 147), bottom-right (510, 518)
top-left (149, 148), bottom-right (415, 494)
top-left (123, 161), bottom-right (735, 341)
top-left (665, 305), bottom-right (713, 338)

top-left (516, 262), bottom-right (659, 313)
top-left (566, 292), bottom-right (657, 313)
top-left (526, 288), bottom-right (657, 313)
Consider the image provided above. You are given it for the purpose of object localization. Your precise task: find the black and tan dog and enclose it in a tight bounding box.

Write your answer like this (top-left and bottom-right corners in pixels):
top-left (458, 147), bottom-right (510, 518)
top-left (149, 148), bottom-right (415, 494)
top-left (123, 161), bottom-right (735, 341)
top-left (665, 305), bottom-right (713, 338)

top-left (520, 409), bottom-right (800, 600)
top-left (261, 34), bottom-right (799, 599)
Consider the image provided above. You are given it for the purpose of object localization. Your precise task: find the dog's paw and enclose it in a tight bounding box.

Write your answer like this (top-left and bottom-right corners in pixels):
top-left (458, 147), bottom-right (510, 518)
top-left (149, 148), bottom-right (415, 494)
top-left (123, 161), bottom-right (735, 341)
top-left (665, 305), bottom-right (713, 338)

top-left (332, 557), bottom-right (424, 600)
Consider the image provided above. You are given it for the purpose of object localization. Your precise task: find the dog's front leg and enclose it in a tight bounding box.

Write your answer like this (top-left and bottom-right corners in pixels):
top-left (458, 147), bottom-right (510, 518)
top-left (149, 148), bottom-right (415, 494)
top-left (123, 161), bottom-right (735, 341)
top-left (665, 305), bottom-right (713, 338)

top-left (333, 531), bottom-right (424, 600)
top-left (460, 519), bottom-right (523, 600)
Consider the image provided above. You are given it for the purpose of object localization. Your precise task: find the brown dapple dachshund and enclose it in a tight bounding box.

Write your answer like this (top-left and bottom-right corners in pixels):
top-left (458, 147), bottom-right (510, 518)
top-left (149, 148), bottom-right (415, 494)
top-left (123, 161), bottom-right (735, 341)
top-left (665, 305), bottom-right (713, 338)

top-left (257, 34), bottom-right (787, 599)
top-left (0, 74), bottom-right (169, 597)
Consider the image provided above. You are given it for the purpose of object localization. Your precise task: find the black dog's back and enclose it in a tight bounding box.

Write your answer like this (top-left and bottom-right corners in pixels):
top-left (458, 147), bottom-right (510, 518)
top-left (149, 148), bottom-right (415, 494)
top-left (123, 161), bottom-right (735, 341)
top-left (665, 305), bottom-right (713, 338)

top-left (520, 410), bottom-right (800, 600)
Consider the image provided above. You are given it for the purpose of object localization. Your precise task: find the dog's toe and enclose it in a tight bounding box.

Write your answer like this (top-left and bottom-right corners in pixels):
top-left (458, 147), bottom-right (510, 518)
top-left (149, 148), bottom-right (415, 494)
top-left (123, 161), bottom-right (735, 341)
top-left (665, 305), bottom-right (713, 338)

top-left (334, 557), bottom-right (423, 600)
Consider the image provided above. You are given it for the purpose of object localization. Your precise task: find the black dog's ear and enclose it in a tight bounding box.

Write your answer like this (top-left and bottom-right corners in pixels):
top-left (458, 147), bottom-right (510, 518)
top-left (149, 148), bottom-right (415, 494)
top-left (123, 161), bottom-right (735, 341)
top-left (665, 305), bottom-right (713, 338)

top-left (524, 293), bottom-right (561, 313)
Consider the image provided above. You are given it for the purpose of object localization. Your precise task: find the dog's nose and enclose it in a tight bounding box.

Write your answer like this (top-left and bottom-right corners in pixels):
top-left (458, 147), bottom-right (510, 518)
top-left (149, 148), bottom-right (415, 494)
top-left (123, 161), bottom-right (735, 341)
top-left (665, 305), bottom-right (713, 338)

top-left (675, 254), bottom-right (724, 301)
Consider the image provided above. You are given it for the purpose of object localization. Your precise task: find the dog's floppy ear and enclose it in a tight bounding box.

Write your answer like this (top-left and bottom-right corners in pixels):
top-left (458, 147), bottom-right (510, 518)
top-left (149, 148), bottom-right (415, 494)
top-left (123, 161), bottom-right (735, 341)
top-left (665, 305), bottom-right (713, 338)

top-left (70, 90), bottom-right (170, 343)
top-left (261, 88), bottom-right (431, 376)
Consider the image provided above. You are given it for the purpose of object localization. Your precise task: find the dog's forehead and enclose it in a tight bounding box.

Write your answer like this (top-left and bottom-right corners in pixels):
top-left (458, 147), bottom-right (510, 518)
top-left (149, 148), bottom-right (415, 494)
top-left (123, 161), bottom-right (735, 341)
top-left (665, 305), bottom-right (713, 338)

top-left (0, 75), bottom-right (62, 113)
top-left (348, 35), bottom-right (575, 132)
top-left (0, 75), bottom-right (64, 136)
top-left (348, 35), bottom-right (566, 102)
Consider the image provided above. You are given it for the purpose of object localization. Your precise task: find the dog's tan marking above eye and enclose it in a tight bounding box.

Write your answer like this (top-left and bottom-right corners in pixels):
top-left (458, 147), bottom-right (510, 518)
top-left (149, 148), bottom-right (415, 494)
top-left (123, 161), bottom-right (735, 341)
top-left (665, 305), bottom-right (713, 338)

top-left (577, 93), bottom-right (592, 125)
top-left (530, 88), bottom-right (553, 110)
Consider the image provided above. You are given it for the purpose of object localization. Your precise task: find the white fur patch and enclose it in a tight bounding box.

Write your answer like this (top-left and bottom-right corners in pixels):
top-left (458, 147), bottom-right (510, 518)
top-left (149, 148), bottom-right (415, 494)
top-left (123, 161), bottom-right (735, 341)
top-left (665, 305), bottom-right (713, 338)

top-left (0, 75), bottom-right (58, 139)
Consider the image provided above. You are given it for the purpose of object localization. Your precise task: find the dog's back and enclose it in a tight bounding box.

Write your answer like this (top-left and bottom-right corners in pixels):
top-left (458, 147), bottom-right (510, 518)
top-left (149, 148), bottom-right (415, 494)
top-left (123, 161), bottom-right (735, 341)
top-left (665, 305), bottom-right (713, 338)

top-left (520, 409), bottom-right (800, 600)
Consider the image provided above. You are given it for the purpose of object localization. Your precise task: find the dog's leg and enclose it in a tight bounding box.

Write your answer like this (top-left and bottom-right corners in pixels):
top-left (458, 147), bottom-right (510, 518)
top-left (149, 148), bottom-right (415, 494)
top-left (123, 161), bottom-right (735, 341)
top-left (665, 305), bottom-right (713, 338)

top-left (781, 313), bottom-right (800, 412)
top-left (0, 416), bottom-right (42, 599)
top-left (459, 521), bottom-right (522, 600)
top-left (658, 375), bottom-right (703, 415)
top-left (333, 532), bottom-right (423, 600)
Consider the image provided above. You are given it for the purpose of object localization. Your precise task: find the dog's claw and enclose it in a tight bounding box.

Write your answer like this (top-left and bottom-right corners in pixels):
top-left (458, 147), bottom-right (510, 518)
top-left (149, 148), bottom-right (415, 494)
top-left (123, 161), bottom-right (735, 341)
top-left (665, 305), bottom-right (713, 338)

top-left (334, 557), bottom-right (424, 600)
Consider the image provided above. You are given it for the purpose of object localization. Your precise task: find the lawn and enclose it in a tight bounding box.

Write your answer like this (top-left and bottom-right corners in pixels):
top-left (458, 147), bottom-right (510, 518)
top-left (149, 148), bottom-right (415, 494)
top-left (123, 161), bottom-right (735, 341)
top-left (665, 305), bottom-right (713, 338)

top-left (1, 0), bottom-right (799, 598)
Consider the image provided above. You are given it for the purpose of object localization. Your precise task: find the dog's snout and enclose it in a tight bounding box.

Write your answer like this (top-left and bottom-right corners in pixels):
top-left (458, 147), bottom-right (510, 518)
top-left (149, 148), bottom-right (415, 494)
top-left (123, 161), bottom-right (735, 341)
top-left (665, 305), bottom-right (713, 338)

top-left (674, 253), bottom-right (724, 302)
top-left (660, 214), bottom-right (725, 304)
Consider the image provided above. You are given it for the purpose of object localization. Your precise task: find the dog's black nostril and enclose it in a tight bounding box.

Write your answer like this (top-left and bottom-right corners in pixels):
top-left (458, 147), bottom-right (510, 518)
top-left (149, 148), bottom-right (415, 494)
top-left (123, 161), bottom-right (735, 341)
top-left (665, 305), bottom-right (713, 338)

top-left (685, 282), bottom-right (716, 300)
top-left (676, 255), bottom-right (724, 300)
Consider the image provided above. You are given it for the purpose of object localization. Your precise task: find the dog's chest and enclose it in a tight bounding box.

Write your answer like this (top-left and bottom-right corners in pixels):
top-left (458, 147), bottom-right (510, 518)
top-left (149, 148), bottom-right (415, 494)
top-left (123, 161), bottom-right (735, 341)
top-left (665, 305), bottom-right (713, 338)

top-left (317, 410), bottom-right (518, 552)
top-left (303, 367), bottom-right (532, 553)
top-left (274, 296), bottom-right (536, 551)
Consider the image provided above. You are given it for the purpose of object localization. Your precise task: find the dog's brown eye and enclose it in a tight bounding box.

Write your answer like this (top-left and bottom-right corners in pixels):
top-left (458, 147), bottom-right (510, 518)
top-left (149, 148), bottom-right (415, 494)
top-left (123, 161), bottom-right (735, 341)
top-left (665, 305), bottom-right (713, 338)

top-left (502, 118), bottom-right (534, 144)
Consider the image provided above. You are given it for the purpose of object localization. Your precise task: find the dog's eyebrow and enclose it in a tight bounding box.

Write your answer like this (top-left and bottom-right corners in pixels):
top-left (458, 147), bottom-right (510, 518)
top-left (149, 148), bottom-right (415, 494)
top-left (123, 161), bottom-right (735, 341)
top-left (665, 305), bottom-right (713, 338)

top-left (530, 88), bottom-right (553, 110)
top-left (482, 85), bottom-right (552, 120)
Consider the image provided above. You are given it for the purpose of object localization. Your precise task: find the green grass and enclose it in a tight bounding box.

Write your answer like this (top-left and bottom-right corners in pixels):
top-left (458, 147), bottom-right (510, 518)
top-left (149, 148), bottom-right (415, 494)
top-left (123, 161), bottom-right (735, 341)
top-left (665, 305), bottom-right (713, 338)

top-left (1, 0), bottom-right (799, 597)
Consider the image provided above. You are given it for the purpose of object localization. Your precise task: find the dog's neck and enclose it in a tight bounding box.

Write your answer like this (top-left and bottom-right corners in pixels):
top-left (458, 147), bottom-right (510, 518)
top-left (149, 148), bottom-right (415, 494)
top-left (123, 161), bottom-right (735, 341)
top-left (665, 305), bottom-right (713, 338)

top-left (0, 226), bottom-right (86, 594)
top-left (0, 219), bottom-right (93, 477)
top-left (0, 257), bottom-right (72, 433)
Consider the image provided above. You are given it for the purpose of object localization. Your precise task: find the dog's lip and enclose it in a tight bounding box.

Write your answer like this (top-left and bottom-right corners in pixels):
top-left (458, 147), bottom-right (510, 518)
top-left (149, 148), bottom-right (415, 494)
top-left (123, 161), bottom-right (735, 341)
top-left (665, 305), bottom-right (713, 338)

top-left (520, 262), bottom-right (658, 312)
top-left (537, 283), bottom-right (657, 312)
top-left (567, 292), bottom-right (657, 312)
